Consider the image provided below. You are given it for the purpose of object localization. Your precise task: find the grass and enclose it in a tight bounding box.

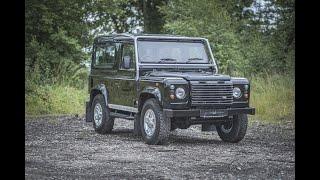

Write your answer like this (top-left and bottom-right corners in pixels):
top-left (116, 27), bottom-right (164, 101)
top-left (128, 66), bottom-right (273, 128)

top-left (249, 74), bottom-right (295, 124)
top-left (25, 75), bottom-right (295, 124)
top-left (25, 85), bottom-right (87, 116)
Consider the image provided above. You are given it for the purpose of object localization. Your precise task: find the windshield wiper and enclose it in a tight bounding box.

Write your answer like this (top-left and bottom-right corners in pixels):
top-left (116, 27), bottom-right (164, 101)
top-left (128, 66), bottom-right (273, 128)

top-left (158, 58), bottom-right (177, 63)
top-left (186, 57), bottom-right (203, 63)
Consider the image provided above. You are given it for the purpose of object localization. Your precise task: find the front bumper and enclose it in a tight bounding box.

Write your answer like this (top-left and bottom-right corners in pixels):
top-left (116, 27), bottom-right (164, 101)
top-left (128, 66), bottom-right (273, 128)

top-left (163, 107), bottom-right (255, 118)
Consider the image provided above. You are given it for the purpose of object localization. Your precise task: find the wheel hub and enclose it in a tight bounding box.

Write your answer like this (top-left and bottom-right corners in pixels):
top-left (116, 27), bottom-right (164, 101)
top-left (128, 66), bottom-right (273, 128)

top-left (94, 103), bottom-right (103, 127)
top-left (221, 121), bottom-right (233, 133)
top-left (144, 109), bottom-right (156, 137)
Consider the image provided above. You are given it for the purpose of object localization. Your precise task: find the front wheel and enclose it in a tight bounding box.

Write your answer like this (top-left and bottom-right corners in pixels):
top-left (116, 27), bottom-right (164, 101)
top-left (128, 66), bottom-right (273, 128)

top-left (216, 114), bottom-right (248, 143)
top-left (140, 98), bottom-right (170, 145)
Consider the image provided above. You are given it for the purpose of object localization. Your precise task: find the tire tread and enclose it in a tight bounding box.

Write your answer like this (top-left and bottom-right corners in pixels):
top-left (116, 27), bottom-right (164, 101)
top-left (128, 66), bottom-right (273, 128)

top-left (91, 94), bottom-right (114, 134)
top-left (141, 98), bottom-right (170, 145)
top-left (216, 114), bottom-right (247, 143)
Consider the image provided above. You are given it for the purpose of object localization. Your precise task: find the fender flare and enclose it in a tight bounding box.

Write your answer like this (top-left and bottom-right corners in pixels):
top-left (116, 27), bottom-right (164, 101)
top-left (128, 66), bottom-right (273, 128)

top-left (138, 86), bottom-right (162, 111)
top-left (90, 84), bottom-right (109, 107)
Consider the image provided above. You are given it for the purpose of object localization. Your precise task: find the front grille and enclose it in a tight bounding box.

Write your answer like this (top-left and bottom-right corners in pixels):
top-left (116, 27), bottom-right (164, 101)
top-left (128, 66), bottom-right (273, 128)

top-left (191, 81), bottom-right (233, 106)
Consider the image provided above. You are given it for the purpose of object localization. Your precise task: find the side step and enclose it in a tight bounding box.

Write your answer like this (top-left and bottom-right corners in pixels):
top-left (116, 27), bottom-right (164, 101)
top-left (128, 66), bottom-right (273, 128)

top-left (108, 104), bottom-right (138, 113)
top-left (108, 104), bottom-right (137, 120)
top-left (110, 112), bottom-right (135, 120)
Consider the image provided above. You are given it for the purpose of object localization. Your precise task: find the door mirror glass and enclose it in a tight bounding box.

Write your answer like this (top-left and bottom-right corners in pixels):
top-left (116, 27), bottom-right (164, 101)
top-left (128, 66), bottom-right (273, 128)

top-left (123, 56), bottom-right (131, 69)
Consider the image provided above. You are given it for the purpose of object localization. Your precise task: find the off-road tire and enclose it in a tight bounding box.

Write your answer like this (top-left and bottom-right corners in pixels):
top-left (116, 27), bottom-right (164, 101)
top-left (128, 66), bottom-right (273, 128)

top-left (140, 98), bottom-right (170, 145)
top-left (91, 94), bottom-right (114, 134)
top-left (216, 114), bottom-right (248, 143)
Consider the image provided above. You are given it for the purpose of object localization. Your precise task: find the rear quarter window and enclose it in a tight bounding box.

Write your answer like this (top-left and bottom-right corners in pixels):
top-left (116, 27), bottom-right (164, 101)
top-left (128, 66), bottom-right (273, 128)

top-left (94, 43), bottom-right (116, 68)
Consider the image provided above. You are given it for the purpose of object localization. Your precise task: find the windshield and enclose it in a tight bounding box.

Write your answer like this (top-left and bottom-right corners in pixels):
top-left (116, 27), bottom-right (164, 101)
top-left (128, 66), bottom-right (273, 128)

top-left (137, 40), bottom-right (211, 64)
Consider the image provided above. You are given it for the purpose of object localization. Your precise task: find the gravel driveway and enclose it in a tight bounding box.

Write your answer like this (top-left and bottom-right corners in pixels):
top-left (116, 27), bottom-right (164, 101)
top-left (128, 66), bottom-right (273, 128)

top-left (25, 115), bottom-right (295, 179)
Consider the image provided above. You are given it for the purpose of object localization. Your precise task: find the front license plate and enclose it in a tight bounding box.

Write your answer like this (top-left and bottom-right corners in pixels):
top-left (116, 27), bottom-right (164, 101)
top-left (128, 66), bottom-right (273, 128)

top-left (200, 109), bottom-right (227, 118)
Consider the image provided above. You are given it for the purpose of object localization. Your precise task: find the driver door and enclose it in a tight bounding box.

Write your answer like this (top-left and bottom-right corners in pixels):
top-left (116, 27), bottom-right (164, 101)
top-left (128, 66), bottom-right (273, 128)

top-left (113, 42), bottom-right (137, 107)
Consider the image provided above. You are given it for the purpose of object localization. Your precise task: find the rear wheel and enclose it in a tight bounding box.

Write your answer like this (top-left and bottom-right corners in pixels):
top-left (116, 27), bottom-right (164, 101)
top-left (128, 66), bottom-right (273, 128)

top-left (216, 114), bottom-right (248, 143)
top-left (140, 98), bottom-right (170, 145)
top-left (91, 94), bottom-right (114, 134)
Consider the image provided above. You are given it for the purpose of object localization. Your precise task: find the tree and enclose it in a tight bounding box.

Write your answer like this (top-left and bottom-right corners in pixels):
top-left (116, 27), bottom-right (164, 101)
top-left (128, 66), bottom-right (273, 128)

top-left (25, 0), bottom-right (143, 88)
top-left (160, 0), bottom-right (246, 75)
top-left (160, 0), bottom-right (294, 75)
top-left (25, 0), bottom-right (91, 87)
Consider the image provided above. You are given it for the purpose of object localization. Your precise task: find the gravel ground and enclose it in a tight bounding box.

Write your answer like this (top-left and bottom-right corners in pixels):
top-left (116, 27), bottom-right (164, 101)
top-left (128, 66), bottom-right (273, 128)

top-left (25, 115), bottom-right (295, 179)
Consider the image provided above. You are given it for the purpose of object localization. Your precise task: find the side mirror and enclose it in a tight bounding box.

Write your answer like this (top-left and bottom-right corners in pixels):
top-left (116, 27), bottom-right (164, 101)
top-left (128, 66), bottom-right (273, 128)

top-left (123, 56), bottom-right (131, 69)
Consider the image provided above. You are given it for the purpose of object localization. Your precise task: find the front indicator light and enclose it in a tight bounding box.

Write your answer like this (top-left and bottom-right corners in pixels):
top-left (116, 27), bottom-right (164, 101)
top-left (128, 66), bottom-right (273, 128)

top-left (170, 94), bottom-right (175, 100)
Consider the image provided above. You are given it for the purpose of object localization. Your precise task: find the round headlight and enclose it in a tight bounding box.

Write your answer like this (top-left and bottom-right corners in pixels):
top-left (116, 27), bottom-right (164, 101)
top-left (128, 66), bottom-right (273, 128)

top-left (233, 87), bottom-right (242, 99)
top-left (175, 87), bottom-right (186, 99)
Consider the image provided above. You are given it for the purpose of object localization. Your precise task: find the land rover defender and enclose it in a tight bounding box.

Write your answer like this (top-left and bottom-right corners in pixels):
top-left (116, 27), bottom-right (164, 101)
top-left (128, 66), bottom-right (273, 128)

top-left (85, 33), bottom-right (255, 145)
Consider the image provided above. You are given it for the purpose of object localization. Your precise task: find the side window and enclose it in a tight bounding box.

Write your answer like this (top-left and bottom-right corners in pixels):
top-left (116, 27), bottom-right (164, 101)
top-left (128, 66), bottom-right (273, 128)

top-left (94, 43), bottom-right (116, 68)
top-left (120, 43), bottom-right (135, 70)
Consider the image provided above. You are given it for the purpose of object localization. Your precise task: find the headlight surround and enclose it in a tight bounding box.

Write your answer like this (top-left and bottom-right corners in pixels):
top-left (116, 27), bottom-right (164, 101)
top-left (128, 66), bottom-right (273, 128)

top-left (175, 87), bottom-right (186, 99)
top-left (233, 87), bottom-right (242, 99)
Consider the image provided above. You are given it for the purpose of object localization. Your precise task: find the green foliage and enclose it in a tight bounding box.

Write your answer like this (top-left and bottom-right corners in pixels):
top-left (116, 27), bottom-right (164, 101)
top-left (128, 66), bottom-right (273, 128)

top-left (25, 84), bottom-right (87, 115)
top-left (250, 74), bottom-right (295, 123)
top-left (160, 0), bottom-right (295, 76)
top-left (139, 0), bottom-right (168, 33)
top-left (25, 0), bottom-right (91, 91)
top-left (160, 0), bottom-right (244, 75)
top-left (25, 0), bottom-right (144, 91)
top-left (25, 37), bottom-right (88, 90)
top-left (25, 0), bottom-right (140, 116)
top-left (238, 31), bottom-right (275, 76)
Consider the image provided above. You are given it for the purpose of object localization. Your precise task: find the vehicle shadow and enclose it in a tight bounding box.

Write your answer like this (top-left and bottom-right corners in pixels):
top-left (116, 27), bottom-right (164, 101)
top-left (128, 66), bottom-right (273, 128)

top-left (111, 128), bottom-right (134, 134)
top-left (169, 134), bottom-right (224, 145)
top-left (108, 128), bottom-right (142, 142)
top-left (109, 128), bottom-right (224, 145)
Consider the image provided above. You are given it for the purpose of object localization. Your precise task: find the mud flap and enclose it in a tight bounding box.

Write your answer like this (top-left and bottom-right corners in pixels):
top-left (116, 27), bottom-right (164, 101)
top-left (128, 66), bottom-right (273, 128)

top-left (201, 124), bottom-right (216, 131)
top-left (85, 101), bottom-right (92, 122)
top-left (133, 113), bottom-right (141, 136)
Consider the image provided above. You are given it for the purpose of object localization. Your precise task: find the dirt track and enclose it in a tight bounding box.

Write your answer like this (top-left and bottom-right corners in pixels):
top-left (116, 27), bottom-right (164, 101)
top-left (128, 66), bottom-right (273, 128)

top-left (25, 115), bottom-right (295, 179)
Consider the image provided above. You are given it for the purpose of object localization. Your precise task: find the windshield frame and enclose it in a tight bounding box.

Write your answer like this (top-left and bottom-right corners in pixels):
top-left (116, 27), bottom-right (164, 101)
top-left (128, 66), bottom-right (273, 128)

top-left (133, 36), bottom-right (219, 80)
top-left (137, 38), bottom-right (211, 64)
top-left (136, 36), bottom-right (217, 67)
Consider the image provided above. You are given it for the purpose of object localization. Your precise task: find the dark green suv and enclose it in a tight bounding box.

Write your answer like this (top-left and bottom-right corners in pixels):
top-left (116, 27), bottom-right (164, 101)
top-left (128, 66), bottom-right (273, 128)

top-left (85, 33), bottom-right (255, 145)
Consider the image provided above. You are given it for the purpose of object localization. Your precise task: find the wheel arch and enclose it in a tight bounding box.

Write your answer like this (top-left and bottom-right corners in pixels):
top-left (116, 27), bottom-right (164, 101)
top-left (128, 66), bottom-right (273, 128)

top-left (138, 88), bottom-right (162, 113)
top-left (90, 84), bottom-right (109, 107)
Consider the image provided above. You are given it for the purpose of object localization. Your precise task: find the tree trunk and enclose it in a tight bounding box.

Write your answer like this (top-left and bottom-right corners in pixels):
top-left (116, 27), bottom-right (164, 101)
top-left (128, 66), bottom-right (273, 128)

top-left (142, 0), bottom-right (166, 33)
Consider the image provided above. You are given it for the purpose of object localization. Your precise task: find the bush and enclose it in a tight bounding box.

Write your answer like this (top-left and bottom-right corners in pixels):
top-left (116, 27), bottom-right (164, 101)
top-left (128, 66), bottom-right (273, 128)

top-left (25, 38), bottom-right (89, 89)
top-left (25, 84), bottom-right (88, 115)
top-left (249, 74), bottom-right (295, 123)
